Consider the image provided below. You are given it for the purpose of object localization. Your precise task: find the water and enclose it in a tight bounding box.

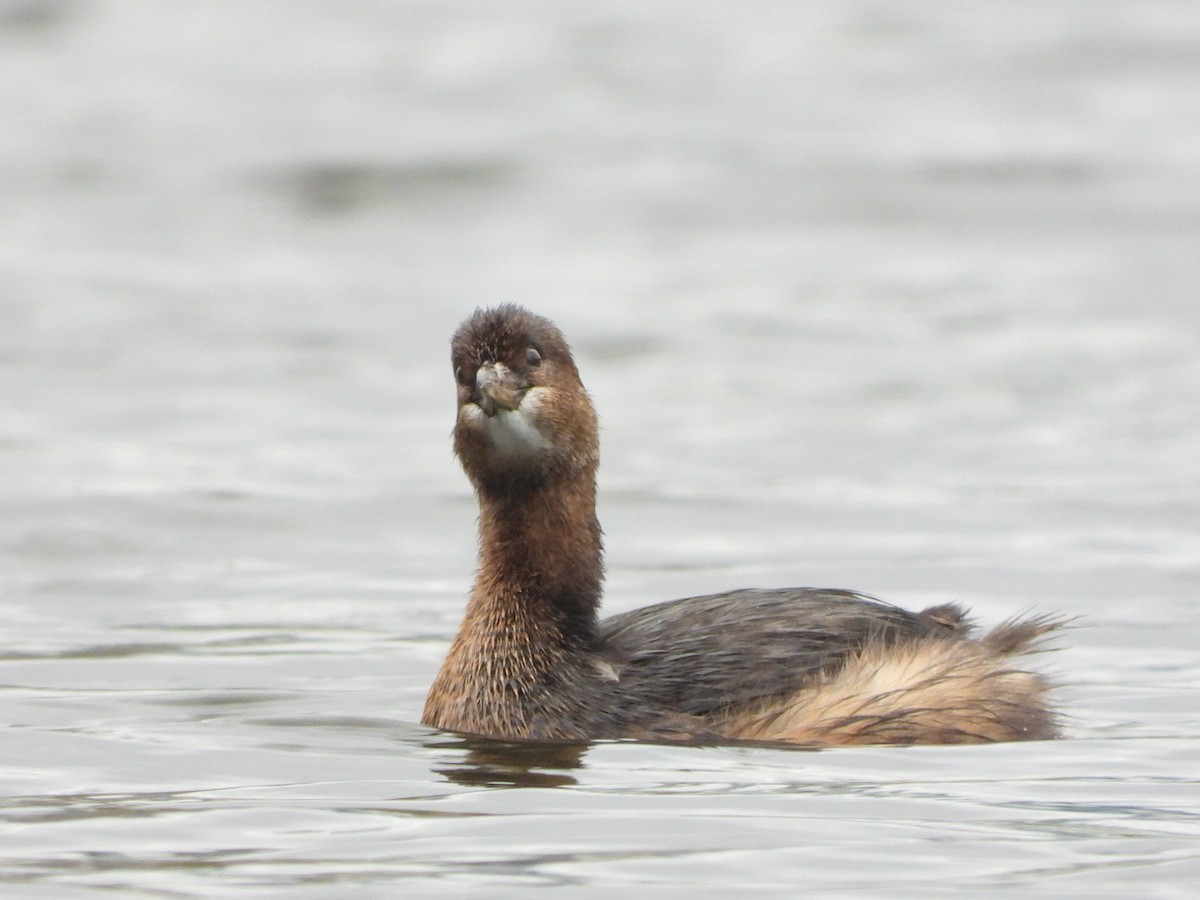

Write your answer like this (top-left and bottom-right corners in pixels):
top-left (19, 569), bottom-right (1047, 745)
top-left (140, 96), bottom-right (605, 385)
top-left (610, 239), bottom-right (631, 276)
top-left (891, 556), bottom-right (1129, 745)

top-left (2, 1), bottom-right (1199, 895)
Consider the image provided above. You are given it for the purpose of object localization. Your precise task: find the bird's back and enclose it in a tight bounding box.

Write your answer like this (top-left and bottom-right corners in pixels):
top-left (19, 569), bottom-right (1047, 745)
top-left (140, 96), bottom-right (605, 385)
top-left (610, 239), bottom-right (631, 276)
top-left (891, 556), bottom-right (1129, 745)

top-left (598, 589), bottom-right (1060, 745)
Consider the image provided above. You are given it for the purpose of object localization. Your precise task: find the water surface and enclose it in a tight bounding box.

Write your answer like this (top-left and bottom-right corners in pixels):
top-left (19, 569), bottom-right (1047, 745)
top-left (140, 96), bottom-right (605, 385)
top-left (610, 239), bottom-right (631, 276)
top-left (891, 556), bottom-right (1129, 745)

top-left (2, 1), bottom-right (1198, 895)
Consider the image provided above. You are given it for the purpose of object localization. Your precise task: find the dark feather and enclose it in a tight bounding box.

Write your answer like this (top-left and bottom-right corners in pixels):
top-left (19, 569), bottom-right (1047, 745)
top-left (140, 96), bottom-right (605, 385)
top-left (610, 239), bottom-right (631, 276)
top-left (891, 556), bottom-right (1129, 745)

top-left (599, 588), bottom-right (944, 715)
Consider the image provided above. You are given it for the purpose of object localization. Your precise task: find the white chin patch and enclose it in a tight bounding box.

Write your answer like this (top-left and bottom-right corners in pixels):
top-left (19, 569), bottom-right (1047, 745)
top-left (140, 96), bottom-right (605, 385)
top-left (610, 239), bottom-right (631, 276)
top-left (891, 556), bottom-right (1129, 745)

top-left (472, 388), bottom-right (551, 461)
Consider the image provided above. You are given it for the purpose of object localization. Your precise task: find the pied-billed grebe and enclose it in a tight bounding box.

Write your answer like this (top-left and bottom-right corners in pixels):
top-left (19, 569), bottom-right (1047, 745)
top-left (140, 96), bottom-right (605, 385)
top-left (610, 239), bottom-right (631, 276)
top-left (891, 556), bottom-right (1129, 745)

top-left (422, 305), bottom-right (1064, 745)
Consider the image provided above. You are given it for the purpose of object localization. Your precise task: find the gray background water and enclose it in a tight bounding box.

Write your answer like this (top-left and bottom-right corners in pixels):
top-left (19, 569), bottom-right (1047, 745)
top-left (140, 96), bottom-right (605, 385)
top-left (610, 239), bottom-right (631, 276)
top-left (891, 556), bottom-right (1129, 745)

top-left (2, 1), bottom-right (1198, 895)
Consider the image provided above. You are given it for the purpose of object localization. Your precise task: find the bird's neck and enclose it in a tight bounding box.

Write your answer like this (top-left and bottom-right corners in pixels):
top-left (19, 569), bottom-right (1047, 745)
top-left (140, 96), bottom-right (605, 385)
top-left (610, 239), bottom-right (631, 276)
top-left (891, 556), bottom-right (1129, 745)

top-left (422, 466), bottom-right (604, 738)
top-left (469, 469), bottom-right (603, 647)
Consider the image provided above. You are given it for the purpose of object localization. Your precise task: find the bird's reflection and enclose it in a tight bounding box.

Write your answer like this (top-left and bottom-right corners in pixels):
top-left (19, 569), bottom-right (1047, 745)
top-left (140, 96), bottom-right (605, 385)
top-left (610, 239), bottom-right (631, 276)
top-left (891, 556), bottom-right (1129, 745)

top-left (428, 734), bottom-right (589, 787)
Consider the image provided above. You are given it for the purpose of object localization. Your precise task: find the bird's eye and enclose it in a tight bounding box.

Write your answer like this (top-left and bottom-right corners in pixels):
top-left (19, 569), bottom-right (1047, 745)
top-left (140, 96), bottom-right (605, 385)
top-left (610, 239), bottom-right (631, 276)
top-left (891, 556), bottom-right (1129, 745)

top-left (525, 347), bottom-right (542, 368)
top-left (454, 365), bottom-right (472, 387)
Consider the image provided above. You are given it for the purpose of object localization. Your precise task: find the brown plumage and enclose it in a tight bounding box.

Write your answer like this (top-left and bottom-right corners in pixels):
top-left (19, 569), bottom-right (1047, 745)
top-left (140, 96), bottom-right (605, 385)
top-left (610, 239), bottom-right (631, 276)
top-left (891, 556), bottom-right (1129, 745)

top-left (422, 305), bottom-right (1065, 746)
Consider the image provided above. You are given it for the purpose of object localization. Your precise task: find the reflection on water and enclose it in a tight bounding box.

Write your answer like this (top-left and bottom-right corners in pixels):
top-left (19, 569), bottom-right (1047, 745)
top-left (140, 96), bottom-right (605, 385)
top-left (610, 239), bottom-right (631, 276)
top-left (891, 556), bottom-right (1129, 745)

top-left (431, 737), bottom-right (589, 788)
top-left (2, 0), bottom-right (1198, 895)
